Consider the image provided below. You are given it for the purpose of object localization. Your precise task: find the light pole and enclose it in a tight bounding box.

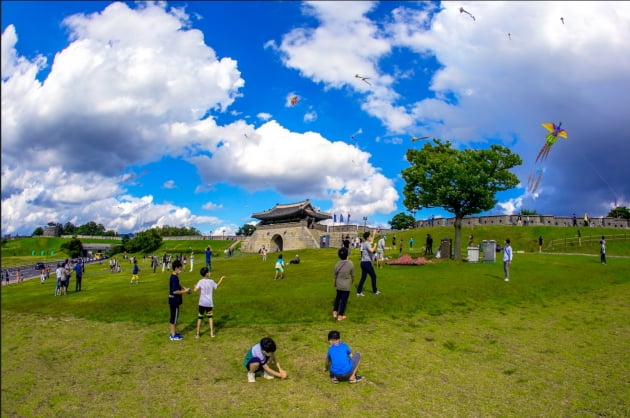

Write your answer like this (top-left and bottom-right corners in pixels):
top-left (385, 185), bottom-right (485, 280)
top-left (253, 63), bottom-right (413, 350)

top-left (362, 216), bottom-right (368, 233)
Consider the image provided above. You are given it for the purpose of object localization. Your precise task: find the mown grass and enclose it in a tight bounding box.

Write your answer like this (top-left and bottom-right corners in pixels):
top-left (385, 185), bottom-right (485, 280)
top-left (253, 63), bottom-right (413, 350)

top-left (2, 241), bottom-right (629, 417)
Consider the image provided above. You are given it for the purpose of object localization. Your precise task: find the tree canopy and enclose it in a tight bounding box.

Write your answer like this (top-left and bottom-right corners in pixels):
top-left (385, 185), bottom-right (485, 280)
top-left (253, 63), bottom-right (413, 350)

top-left (402, 139), bottom-right (522, 259)
top-left (389, 212), bottom-right (416, 230)
top-left (607, 206), bottom-right (630, 220)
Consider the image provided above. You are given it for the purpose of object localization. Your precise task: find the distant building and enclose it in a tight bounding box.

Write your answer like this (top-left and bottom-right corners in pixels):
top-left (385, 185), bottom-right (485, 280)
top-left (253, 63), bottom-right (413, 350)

top-left (252, 199), bottom-right (331, 227)
top-left (43, 224), bottom-right (61, 237)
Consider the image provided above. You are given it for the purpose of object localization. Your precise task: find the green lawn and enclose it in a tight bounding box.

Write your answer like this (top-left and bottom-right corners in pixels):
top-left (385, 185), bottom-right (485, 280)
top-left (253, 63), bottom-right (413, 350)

top-left (2, 237), bottom-right (628, 417)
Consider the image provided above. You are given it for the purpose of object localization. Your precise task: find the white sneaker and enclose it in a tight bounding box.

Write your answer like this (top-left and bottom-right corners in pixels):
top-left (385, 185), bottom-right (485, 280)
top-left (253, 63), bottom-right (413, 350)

top-left (374, 291), bottom-right (382, 295)
top-left (263, 371), bottom-right (275, 380)
top-left (247, 372), bottom-right (256, 383)
top-left (504, 278), bottom-right (509, 282)
top-left (356, 292), bottom-right (365, 296)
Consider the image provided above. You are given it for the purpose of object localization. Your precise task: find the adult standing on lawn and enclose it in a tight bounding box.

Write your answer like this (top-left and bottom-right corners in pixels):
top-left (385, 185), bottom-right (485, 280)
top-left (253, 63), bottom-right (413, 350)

top-left (74, 261), bottom-right (83, 292)
top-left (205, 246), bottom-right (213, 270)
top-left (357, 231), bottom-right (380, 296)
top-left (599, 236), bottom-right (607, 264)
top-left (332, 247), bottom-right (354, 321)
top-left (503, 239), bottom-right (513, 282)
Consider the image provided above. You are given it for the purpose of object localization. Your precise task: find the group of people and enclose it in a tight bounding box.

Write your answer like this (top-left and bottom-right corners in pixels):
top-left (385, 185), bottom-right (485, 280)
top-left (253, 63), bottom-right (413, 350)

top-left (54, 259), bottom-right (84, 295)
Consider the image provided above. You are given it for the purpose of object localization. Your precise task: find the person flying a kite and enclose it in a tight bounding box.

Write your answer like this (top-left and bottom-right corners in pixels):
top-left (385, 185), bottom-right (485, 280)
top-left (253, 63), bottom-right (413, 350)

top-left (355, 74), bottom-right (371, 86)
top-left (459, 7), bottom-right (475, 22)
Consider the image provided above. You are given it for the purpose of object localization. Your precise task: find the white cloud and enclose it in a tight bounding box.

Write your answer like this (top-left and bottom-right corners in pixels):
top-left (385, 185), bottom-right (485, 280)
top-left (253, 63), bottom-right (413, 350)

top-left (303, 110), bottom-right (317, 122)
top-left (202, 201), bottom-right (223, 210)
top-left (257, 112), bottom-right (272, 121)
top-left (162, 180), bottom-right (177, 189)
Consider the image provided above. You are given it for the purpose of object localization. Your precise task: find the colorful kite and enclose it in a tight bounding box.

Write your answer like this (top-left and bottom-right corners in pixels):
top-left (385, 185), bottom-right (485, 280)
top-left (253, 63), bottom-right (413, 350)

top-left (528, 122), bottom-right (568, 194)
top-left (537, 122), bottom-right (568, 162)
top-left (459, 7), bottom-right (475, 22)
top-left (290, 96), bottom-right (298, 106)
top-left (355, 74), bottom-right (371, 86)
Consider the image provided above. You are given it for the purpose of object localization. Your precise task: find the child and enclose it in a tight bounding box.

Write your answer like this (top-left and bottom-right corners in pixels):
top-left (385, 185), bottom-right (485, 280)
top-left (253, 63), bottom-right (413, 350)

top-left (193, 267), bottom-right (225, 338)
top-left (168, 260), bottom-right (191, 341)
top-left (130, 259), bottom-right (140, 284)
top-left (243, 337), bottom-right (288, 383)
top-left (333, 247), bottom-right (354, 321)
top-left (323, 330), bottom-right (362, 384)
top-left (274, 254), bottom-right (285, 280)
top-left (503, 238), bottom-right (513, 282)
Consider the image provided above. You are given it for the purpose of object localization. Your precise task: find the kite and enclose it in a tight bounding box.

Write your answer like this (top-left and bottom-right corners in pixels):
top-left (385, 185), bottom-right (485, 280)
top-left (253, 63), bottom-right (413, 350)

top-left (528, 122), bottom-right (568, 194)
top-left (560, 17), bottom-right (565, 24)
top-left (536, 122), bottom-right (568, 162)
top-left (459, 7), bottom-right (475, 22)
top-left (355, 74), bottom-right (371, 86)
top-left (290, 96), bottom-right (298, 106)
top-left (508, 33), bottom-right (511, 40)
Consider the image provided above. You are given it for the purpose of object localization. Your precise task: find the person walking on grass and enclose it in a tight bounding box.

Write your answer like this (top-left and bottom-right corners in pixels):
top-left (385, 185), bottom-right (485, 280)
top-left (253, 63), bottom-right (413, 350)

top-left (332, 247), bottom-right (355, 321)
top-left (194, 267), bottom-right (225, 338)
top-left (538, 235), bottom-right (544, 253)
top-left (600, 236), bottom-right (607, 264)
top-left (244, 337), bottom-right (288, 383)
top-left (274, 254), bottom-right (285, 280)
top-left (503, 238), bottom-right (513, 282)
top-left (130, 259), bottom-right (140, 284)
top-left (357, 231), bottom-right (380, 296)
top-left (323, 330), bottom-right (362, 384)
top-left (168, 260), bottom-right (191, 341)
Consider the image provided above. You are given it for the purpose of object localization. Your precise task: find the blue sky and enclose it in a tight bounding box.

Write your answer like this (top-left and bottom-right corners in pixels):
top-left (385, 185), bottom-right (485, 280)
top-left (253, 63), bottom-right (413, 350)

top-left (2, 1), bottom-right (629, 236)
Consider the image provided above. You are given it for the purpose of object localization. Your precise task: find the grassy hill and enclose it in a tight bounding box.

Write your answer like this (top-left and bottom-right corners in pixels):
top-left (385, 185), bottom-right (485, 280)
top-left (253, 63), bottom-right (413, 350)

top-left (2, 225), bottom-right (629, 269)
top-left (2, 236), bottom-right (628, 416)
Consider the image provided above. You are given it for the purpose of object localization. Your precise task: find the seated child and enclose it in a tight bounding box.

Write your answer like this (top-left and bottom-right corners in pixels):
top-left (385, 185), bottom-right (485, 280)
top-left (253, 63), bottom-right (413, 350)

top-left (324, 330), bottom-right (362, 383)
top-left (243, 337), bottom-right (288, 383)
top-left (289, 254), bottom-right (300, 264)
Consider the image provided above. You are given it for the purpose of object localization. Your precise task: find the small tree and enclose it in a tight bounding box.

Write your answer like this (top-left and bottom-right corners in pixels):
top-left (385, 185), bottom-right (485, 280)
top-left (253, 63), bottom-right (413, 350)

top-left (607, 206), bottom-right (630, 219)
top-left (402, 140), bottom-right (521, 259)
top-left (389, 212), bottom-right (416, 230)
top-left (60, 238), bottom-right (83, 258)
top-left (32, 227), bottom-right (44, 236)
top-left (237, 224), bottom-right (256, 236)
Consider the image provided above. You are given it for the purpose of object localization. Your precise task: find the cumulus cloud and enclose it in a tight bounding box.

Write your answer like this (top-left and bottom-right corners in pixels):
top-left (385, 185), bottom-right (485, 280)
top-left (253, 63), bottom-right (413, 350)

top-left (1, 2), bottom-right (244, 234)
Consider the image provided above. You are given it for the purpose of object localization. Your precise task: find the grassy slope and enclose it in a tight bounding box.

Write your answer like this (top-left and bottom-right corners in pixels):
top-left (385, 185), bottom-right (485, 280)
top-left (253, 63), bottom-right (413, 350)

top-left (2, 242), bottom-right (629, 417)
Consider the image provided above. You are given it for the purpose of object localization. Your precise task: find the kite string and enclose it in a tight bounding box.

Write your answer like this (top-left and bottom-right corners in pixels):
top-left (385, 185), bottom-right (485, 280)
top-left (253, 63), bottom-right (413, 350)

top-left (579, 150), bottom-right (620, 206)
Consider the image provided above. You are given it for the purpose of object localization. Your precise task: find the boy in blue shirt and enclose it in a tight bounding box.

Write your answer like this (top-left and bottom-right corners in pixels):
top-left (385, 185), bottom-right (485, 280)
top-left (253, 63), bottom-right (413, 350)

top-left (324, 330), bottom-right (362, 383)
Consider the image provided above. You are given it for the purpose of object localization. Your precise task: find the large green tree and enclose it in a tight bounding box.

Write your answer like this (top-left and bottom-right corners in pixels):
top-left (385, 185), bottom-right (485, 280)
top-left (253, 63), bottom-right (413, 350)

top-left (402, 140), bottom-right (522, 259)
top-left (389, 212), bottom-right (416, 230)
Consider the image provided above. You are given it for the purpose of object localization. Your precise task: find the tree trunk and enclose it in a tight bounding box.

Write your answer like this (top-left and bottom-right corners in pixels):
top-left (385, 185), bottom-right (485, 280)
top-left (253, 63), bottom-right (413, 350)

top-left (453, 216), bottom-right (462, 260)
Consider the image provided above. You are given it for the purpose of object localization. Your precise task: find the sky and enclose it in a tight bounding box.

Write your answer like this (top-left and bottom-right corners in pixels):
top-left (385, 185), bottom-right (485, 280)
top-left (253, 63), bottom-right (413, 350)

top-left (2, 1), bottom-right (629, 236)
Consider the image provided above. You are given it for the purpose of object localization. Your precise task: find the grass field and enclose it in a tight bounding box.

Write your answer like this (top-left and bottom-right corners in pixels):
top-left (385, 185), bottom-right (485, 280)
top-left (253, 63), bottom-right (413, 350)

top-left (2, 227), bottom-right (629, 417)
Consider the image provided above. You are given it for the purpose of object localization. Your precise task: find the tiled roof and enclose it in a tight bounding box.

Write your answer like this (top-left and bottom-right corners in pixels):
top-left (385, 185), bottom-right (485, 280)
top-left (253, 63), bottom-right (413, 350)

top-left (252, 199), bottom-right (331, 222)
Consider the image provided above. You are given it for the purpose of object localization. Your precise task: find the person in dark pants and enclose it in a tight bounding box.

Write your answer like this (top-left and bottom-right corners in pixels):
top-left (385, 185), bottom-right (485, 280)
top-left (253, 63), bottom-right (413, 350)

top-left (356, 231), bottom-right (380, 296)
top-left (424, 234), bottom-right (433, 256)
top-left (332, 247), bottom-right (354, 321)
top-left (74, 261), bottom-right (83, 292)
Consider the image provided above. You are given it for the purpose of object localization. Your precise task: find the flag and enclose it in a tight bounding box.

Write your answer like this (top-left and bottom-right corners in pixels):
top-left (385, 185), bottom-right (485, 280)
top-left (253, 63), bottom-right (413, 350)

top-left (333, 214), bottom-right (337, 223)
top-left (340, 214), bottom-right (344, 222)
